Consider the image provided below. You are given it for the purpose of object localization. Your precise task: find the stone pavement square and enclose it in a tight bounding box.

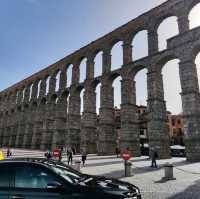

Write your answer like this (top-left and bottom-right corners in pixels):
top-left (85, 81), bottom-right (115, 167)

top-left (70, 155), bottom-right (200, 199)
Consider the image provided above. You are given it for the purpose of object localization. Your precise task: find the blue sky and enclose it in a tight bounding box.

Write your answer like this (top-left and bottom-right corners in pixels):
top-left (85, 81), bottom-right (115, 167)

top-left (1, 0), bottom-right (200, 114)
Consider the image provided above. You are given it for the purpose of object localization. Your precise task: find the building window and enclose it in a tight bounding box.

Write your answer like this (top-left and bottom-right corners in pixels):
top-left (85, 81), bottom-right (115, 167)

top-left (172, 119), bottom-right (175, 126)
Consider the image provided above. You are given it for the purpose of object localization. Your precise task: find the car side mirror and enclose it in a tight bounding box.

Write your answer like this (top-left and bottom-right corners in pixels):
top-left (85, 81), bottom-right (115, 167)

top-left (47, 181), bottom-right (64, 189)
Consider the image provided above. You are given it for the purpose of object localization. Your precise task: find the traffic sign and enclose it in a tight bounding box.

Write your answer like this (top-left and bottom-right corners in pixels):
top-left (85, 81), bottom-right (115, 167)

top-left (122, 150), bottom-right (131, 161)
top-left (53, 149), bottom-right (60, 158)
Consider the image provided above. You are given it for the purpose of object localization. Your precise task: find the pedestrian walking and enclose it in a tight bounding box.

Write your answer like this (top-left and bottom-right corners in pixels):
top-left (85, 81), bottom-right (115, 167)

top-left (115, 147), bottom-right (120, 158)
top-left (81, 149), bottom-right (87, 166)
top-left (67, 148), bottom-right (73, 165)
top-left (151, 147), bottom-right (158, 168)
top-left (6, 147), bottom-right (12, 158)
top-left (45, 149), bottom-right (52, 160)
top-left (59, 146), bottom-right (64, 161)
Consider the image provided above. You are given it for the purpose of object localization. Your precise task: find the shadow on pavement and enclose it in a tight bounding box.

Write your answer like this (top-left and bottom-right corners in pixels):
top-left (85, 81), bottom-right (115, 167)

top-left (167, 179), bottom-right (200, 199)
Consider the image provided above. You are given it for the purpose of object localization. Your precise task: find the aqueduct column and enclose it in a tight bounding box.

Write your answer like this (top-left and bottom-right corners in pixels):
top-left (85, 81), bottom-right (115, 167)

top-left (147, 67), bottom-right (170, 159)
top-left (31, 79), bottom-right (46, 149)
top-left (179, 57), bottom-right (200, 161)
top-left (98, 47), bottom-right (116, 154)
top-left (41, 74), bottom-right (57, 150)
top-left (15, 90), bottom-right (26, 148)
top-left (148, 28), bottom-right (158, 55)
top-left (120, 75), bottom-right (140, 156)
top-left (80, 57), bottom-right (97, 153)
top-left (52, 69), bottom-right (68, 149)
top-left (22, 85), bottom-right (33, 148)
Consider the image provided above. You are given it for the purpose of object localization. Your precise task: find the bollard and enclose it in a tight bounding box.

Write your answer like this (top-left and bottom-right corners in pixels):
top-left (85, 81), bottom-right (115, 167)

top-left (75, 160), bottom-right (81, 171)
top-left (124, 160), bottom-right (133, 177)
top-left (162, 162), bottom-right (176, 181)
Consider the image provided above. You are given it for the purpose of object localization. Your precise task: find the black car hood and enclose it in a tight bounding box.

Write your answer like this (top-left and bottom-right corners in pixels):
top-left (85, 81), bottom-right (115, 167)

top-left (77, 174), bottom-right (139, 195)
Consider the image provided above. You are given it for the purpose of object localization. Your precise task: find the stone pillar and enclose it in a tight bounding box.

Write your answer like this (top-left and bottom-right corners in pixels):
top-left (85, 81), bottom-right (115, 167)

top-left (147, 68), bottom-right (170, 159)
top-left (31, 80), bottom-right (39, 101)
top-left (177, 13), bottom-right (189, 34)
top-left (9, 111), bottom-right (17, 147)
top-left (0, 112), bottom-right (3, 147)
top-left (120, 77), bottom-right (140, 156)
top-left (81, 81), bottom-right (97, 153)
top-left (24, 85), bottom-right (31, 104)
top-left (39, 79), bottom-right (46, 99)
top-left (103, 47), bottom-right (112, 74)
top-left (148, 29), bottom-right (158, 55)
top-left (59, 69), bottom-right (67, 91)
top-left (31, 103), bottom-right (44, 149)
top-left (67, 87), bottom-right (81, 153)
top-left (98, 80), bottom-right (115, 155)
top-left (15, 107), bottom-right (26, 148)
top-left (22, 104), bottom-right (37, 149)
top-left (179, 59), bottom-right (200, 161)
top-left (51, 95), bottom-right (68, 149)
top-left (49, 74), bottom-right (56, 95)
top-left (123, 38), bottom-right (132, 65)
top-left (72, 63), bottom-right (80, 84)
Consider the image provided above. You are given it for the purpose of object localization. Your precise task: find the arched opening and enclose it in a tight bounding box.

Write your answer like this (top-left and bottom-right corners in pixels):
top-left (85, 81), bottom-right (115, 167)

top-left (157, 17), bottom-right (179, 51)
top-left (135, 68), bottom-right (148, 106)
top-left (189, 3), bottom-right (200, 29)
top-left (66, 64), bottom-right (73, 88)
top-left (195, 52), bottom-right (200, 90)
top-left (45, 76), bottom-right (51, 95)
top-left (22, 88), bottom-right (26, 102)
top-left (132, 30), bottom-right (148, 60)
top-left (66, 94), bottom-right (70, 114)
top-left (29, 84), bottom-right (33, 101)
top-left (55, 70), bottom-right (61, 92)
top-left (80, 88), bottom-right (85, 115)
top-left (111, 41), bottom-right (123, 71)
top-left (37, 80), bottom-right (42, 98)
top-left (112, 76), bottom-right (122, 109)
top-left (162, 59), bottom-right (182, 114)
top-left (79, 58), bottom-right (87, 83)
top-left (95, 83), bottom-right (101, 115)
top-left (94, 51), bottom-right (103, 78)
top-left (162, 59), bottom-right (183, 145)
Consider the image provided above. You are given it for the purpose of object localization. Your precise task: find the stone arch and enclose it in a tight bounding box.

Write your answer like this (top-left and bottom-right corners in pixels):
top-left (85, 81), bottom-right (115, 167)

top-left (189, 2), bottom-right (200, 29)
top-left (45, 75), bottom-right (51, 95)
top-left (157, 56), bottom-right (182, 114)
top-left (37, 80), bottom-right (42, 98)
top-left (111, 41), bottom-right (123, 71)
top-left (94, 50), bottom-right (103, 78)
top-left (157, 16), bottom-right (179, 51)
top-left (55, 70), bottom-right (61, 92)
top-left (29, 83), bottom-right (34, 101)
top-left (134, 67), bottom-right (148, 106)
top-left (91, 78), bottom-right (101, 114)
top-left (108, 72), bottom-right (122, 109)
top-left (79, 57), bottom-right (87, 83)
top-left (66, 64), bottom-right (73, 88)
top-left (132, 30), bottom-right (148, 60)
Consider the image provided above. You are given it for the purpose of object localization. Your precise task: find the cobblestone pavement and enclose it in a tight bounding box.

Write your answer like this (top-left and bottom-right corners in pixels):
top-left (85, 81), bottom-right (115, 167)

top-left (74, 155), bottom-right (200, 199)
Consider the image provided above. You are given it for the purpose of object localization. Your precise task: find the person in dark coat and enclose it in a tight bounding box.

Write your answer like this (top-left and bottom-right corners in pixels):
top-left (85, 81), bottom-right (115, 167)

top-left (81, 149), bottom-right (87, 166)
top-left (151, 147), bottom-right (158, 168)
top-left (67, 148), bottom-right (73, 165)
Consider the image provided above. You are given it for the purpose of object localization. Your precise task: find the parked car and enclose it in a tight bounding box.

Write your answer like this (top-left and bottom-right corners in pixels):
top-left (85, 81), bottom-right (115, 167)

top-left (170, 145), bottom-right (186, 157)
top-left (0, 158), bottom-right (141, 199)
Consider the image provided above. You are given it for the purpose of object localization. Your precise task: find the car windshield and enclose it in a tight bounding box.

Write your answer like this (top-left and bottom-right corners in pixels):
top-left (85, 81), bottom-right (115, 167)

top-left (47, 163), bottom-right (84, 184)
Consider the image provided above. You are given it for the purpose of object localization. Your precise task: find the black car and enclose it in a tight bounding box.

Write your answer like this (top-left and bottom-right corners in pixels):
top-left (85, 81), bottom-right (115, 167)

top-left (0, 158), bottom-right (141, 199)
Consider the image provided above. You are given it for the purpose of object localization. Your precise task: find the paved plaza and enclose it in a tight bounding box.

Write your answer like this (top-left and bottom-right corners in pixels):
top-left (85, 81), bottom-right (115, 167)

top-left (75, 155), bottom-right (200, 199)
top-left (3, 148), bottom-right (200, 199)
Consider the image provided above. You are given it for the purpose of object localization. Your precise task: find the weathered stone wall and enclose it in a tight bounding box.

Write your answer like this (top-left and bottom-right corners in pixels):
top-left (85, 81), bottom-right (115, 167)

top-left (1, 0), bottom-right (200, 161)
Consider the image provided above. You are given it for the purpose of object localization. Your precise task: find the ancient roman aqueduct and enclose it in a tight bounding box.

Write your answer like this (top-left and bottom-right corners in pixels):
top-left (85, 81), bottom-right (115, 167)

top-left (1, 0), bottom-right (200, 161)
